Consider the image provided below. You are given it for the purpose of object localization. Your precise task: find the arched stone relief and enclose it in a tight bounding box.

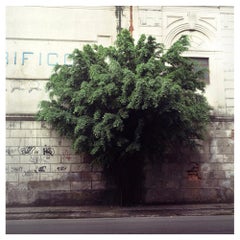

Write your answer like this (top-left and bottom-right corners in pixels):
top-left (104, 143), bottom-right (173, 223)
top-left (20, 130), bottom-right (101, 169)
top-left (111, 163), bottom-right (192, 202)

top-left (164, 12), bottom-right (218, 51)
top-left (170, 30), bottom-right (212, 51)
top-left (165, 26), bottom-right (216, 51)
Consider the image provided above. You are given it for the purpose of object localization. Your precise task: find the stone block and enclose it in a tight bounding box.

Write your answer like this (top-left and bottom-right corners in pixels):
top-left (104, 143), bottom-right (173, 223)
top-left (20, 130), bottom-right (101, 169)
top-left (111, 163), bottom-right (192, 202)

top-left (60, 137), bottom-right (73, 147)
top-left (6, 173), bottom-right (18, 182)
top-left (6, 130), bottom-right (11, 138)
top-left (6, 121), bottom-right (21, 129)
top-left (92, 164), bottom-right (103, 171)
top-left (181, 179), bottom-right (201, 188)
top-left (212, 170), bottom-right (226, 179)
top-left (201, 170), bottom-right (226, 180)
top-left (223, 154), bottom-right (234, 162)
top-left (39, 173), bottom-right (55, 181)
top-left (79, 172), bottom-right (92, 181)
top-left (8, 163), bottom-right (29, 174)
top-left (55, 146), bottom-right (75, 155)
top-left (211, 121), bottom-right (233, 131)
top-left (18, 138), bottom-right (42, 146)
top-left (209, 154), bottom-right (224, 163)
top-left (71, 163), bottom-right (91, 172)
top-left (6, 155), bottom-right (20, 164)
top-left (217, 130), bottom-right (233, 138)
top-left (28, 181), bottom-right (71, 191)
top-left (201, 179), bottom-right (219, 188)
top-left (226, 107), bottom-right (234, 115)
top-left (199, 154), bottom-right (210, 163)
top-left (20, 155), bottom-right (34, 163)
top-left (145, 188), bottom-right (183, 204)
top-left (218, 179), bottom-right (233, 189)
top-left (164, 180), bottom-right (181, 188)
top-left (91, 172), bottom-right (103, 181)
top-left (71, 181), bottom-right (91, 190)
top-left (6, 137), bottom-right (21, 146)
top-left (225, 171), bottom-right (234, 178)
top-left (6, 182), bottom-right (19, 190)
top-left (213, 143), bottom-right (234, 155)
top-left (20, 121), bottom-right (42, 129)
top-left (219, 163), bottom-right (234, 171)
top-left (7, 189), bottom-right (37, 206)
top-left (41, 137), bottom-right (64, 147)
top-left (62, 172), bottom-right (82, 182)
top-left (19, 171), bottom-right (40, 182)
top-left (49, 130), bottom-right (60, 138)
top-left (91, 181), bottom-right (106, 190)
top-left (200, 163), bottom-right (223, 172)
top-left (7, 129), bottom-right (32, 138)
top-left (199, 188), bottom-right (219, 202)
top-left (182, 188), bottom-right (201, 202)
top-left (215, 187), bottom-right (234, 202)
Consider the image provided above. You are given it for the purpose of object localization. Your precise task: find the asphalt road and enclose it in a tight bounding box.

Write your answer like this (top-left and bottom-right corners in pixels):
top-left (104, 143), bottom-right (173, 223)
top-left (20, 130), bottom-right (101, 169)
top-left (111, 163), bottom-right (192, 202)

top-left (6, 215), bottom-right (234, 234)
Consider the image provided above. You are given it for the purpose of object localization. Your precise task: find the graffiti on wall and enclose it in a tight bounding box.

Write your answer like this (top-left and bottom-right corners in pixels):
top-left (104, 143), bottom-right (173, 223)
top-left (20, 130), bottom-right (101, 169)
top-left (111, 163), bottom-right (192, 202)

top-left (43, 145), bottom-right (55, 159)
top-left (15, 145), bottom-right (56, 163)
top-left (6, 147), bottom-right (18, 156)
top-left (187, 162), bottom-right (201, 181)
top-left (35, 166), bottom-right (47, 173)
top-left (62, 150), bottom-right (71, 161)
top-left (10, 166), bottom-right (23, 173)
top-left (19, 146), bottom-right (35, 155)
top-left (57, 166), bottom-right (67, 171)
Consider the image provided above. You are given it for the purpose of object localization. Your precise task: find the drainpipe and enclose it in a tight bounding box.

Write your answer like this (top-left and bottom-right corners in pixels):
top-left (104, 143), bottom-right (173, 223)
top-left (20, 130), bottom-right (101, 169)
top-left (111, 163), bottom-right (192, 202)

top-left (115, 6), bottom-right (123, 34)
top-left (129, 6), bottom-right (134, 36)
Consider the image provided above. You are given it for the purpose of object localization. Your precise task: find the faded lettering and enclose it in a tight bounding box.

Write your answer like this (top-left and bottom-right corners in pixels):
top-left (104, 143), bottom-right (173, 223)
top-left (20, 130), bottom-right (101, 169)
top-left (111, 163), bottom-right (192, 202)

top-left (6, 51), bottom-right (72, 66)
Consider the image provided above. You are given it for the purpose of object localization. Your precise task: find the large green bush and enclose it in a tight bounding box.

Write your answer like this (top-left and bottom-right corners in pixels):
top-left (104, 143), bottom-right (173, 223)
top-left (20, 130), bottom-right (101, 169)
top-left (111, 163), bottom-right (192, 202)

top-left (37, 29), bottom-right (211, 205)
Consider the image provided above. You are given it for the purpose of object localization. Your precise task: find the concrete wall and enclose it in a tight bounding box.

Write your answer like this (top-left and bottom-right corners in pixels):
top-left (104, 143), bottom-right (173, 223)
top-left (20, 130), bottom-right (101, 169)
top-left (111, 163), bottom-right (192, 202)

top-left (6, 6), bottom-right (234, 206)
top-left (6, 6), bottom-right (234, 115)
top-left (6, 6), bottom-right (116, 114)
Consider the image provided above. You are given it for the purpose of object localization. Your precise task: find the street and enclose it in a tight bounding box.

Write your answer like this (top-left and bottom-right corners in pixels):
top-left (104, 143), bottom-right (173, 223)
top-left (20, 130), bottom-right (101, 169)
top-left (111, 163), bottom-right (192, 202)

top-left (6, 215), bottom-right (234, 234)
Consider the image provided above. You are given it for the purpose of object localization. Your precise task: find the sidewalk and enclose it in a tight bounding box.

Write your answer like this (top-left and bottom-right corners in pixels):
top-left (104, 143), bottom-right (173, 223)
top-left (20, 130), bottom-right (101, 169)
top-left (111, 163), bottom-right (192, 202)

top-left (6, 203), bottom-right (234, 220)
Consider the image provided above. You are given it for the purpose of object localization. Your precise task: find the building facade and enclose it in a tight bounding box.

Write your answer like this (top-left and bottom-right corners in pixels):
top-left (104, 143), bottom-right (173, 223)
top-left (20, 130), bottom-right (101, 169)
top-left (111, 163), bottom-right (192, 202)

top-left (6, 6), bottom-right (234, 205)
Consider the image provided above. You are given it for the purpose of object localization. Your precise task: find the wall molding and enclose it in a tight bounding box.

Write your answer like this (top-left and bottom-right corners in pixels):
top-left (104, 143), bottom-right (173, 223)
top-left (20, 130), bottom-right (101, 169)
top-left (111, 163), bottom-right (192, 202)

top-left (6, 114), bottom-right (36, 121)
top-left (6, 114), bottom-right (234, 122)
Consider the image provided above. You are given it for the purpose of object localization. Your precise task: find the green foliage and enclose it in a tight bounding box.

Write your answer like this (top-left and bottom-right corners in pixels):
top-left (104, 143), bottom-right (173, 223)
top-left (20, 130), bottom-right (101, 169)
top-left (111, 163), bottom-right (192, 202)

top-left (37, 29), bottom-right (211, 167)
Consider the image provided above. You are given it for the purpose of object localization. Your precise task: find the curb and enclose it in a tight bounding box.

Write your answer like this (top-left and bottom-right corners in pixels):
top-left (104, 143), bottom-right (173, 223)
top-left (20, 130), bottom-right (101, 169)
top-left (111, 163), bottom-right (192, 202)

top-left (6, 204), bottom-right (234, 220)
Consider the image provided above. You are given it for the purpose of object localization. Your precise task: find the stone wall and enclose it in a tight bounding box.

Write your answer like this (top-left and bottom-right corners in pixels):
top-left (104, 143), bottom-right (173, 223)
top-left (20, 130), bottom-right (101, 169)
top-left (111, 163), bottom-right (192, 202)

top-left (144, 117), bottom-right (234, 204)
top-left (6, 118), bottom-right (114, 206)
top-left (6, 117), bottom-right (234, 206)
